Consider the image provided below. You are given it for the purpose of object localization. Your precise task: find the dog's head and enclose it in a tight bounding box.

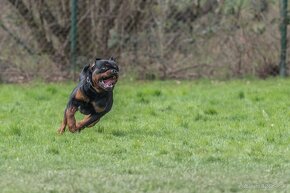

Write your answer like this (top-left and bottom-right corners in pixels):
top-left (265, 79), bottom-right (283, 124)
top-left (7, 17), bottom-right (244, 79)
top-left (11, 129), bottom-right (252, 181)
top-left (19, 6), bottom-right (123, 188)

top-left (90, 57), bottom-right (119, 92)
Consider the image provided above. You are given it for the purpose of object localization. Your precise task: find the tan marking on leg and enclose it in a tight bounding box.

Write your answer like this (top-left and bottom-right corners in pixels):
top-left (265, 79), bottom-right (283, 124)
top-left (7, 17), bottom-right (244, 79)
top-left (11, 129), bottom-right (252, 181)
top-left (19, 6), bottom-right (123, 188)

top-left (76, 115), bottom-right (100, 130)
top-left (58, 110), bottom-right (68, 134)
top-left (76, 115), bottom-right (91, 129)
top-left (66, 106), bottom-right (78, 133)
top-left (57, 119), bottom-right (67, 134)
top-left (87, 120), bottom-right (99, 128)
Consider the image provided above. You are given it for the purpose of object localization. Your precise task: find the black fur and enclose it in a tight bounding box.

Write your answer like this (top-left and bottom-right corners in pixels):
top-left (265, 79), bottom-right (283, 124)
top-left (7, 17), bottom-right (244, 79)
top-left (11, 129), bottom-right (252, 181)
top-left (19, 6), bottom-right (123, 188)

top-left (58, 57), bottom-right (119, 133)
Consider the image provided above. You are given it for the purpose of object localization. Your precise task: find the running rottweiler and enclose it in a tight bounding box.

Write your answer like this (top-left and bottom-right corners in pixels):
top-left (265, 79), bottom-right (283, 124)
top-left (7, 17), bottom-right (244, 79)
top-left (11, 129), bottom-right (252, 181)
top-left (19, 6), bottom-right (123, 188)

top-left (58, 57), bottom-right (119, 134)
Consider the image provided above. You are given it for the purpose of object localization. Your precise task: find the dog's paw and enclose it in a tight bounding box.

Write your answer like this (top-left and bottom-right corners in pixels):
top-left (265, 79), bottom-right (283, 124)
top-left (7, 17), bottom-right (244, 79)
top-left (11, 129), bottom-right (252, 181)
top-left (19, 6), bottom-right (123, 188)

top-left (57, 127), bottom-right (65, 135)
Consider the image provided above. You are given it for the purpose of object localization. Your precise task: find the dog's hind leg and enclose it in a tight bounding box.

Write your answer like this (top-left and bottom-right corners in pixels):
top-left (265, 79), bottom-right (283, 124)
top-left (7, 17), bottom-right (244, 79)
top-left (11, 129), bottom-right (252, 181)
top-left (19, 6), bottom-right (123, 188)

top-left (57, 110), bottom-right (68, 134)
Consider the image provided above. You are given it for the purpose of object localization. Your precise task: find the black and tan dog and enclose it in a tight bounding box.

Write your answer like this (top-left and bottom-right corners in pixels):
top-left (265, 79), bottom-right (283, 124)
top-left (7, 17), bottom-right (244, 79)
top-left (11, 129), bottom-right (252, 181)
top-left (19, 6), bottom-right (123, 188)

top-left (58, 57), bottom-right (119, 134)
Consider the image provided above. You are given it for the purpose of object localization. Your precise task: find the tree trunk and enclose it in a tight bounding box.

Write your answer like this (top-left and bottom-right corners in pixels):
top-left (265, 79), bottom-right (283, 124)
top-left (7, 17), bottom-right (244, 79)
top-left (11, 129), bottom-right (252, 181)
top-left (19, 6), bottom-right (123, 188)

top-left (7, 0), bottom-right (70, 68)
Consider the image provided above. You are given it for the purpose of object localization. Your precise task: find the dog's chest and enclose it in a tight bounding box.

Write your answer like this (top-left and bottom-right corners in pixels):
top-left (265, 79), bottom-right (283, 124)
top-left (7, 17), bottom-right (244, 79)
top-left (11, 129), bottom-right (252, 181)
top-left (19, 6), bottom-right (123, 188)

top-left (91, 97), bottom-right (109, 113)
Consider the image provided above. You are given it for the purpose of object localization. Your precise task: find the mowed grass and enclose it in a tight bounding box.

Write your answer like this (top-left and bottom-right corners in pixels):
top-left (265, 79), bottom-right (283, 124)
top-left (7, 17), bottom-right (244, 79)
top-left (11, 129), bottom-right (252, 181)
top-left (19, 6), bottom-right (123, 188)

top-left (0, 79), bottom-right (290, 193)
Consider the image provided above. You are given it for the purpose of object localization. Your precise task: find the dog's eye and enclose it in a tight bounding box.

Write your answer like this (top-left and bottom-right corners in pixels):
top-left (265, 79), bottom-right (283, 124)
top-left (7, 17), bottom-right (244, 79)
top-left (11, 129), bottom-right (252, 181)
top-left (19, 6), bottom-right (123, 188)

top-left (101, 67), bottom-right (107, 71)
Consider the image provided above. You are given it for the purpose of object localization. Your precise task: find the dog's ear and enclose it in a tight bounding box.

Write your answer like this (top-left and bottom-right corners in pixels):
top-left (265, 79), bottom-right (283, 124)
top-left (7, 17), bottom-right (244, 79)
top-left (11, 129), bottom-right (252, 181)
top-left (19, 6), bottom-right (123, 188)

top-left (79, 64), bottom-right (90, 81)
top-left (90, 58), bottom-right (102, 70)
top-left (109, 56), bottom-right (116, 61)
top-left (90, 63), bottom-right (96, 70)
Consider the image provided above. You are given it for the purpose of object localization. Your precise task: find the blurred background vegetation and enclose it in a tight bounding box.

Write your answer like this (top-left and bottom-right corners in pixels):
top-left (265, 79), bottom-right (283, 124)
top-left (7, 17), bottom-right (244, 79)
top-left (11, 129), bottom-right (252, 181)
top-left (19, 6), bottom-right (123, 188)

top-left (0, 0), bottom-right (284, 82)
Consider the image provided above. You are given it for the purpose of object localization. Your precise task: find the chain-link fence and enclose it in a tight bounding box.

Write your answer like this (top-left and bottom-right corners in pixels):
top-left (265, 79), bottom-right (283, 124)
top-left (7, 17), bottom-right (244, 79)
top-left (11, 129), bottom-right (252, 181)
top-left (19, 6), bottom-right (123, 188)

top-left (0, 0), bottom-right (285, 82)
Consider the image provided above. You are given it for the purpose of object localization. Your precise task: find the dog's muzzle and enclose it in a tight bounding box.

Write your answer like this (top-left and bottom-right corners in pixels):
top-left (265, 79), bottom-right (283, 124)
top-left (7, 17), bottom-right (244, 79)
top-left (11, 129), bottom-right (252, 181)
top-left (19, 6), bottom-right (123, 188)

top-left (98, 69), bottom-right (119, 91)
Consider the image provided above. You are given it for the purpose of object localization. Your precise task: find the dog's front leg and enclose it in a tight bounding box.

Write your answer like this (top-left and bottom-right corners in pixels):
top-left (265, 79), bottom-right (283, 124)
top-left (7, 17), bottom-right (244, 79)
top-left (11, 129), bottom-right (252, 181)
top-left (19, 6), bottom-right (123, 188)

top-left (66, 106), bottom-right (79, 133)
top-left (76, 114), bottom-right (100, 131)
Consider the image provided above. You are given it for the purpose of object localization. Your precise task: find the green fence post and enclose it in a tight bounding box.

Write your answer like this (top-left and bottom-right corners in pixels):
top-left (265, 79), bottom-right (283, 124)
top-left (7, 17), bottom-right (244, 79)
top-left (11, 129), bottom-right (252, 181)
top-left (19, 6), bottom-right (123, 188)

top-left (70, 0), bottom-right (78, 79)
top-left (279, 0), bottom-right (288, 77)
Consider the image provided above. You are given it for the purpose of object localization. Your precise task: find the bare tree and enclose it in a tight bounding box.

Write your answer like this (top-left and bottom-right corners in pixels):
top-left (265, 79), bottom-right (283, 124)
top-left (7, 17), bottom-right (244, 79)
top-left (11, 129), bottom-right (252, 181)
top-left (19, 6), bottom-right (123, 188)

top-left (7, 0), bottom-right (70, 68)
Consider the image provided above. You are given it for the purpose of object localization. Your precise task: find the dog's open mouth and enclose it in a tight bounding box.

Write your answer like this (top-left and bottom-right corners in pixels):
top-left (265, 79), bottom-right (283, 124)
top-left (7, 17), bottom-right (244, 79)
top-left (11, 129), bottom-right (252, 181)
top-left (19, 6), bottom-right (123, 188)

top-left (98, 75), bottom-right (118, 90)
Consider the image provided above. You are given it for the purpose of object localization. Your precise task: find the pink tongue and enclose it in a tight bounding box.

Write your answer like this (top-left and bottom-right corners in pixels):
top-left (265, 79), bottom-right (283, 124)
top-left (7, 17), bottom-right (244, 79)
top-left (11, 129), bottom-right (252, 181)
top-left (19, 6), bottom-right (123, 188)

top-left (104, 78), bottom-right (114, 85)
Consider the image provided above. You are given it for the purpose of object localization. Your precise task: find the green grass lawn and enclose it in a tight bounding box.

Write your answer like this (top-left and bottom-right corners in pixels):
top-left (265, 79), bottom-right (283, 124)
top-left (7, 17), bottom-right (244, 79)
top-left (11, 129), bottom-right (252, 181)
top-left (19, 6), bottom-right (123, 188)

top-left (0, 79), bottom-right (290, 193)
